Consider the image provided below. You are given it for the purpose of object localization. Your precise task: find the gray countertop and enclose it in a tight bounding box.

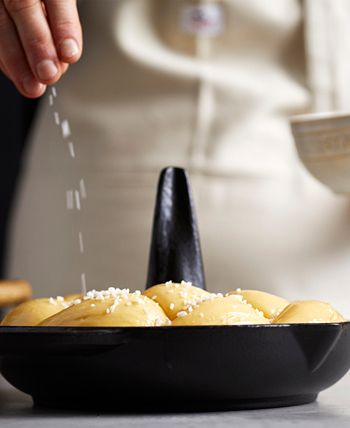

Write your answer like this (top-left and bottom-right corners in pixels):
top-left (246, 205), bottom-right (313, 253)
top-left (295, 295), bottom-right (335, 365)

top-left (0, 374), bottom-right (350, 427)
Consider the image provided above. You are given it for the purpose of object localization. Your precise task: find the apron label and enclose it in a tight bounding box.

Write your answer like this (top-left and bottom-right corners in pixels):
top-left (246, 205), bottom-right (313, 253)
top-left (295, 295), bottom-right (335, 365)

top-left (181, 4), bottom-right (224, 37)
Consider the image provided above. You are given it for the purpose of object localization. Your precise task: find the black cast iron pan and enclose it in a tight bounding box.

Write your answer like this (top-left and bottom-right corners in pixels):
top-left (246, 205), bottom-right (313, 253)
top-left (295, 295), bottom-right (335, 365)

top-left (0, 167), bottom-right (349, 411)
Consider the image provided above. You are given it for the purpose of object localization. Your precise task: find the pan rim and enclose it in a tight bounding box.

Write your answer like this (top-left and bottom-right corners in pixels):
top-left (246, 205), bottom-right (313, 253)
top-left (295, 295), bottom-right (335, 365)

top-left (0, 322), bottom-right (348, 334)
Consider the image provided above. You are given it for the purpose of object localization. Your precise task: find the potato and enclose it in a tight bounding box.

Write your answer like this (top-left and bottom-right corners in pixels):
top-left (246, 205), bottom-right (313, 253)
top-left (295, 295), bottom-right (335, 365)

top-left (172, 295), bottom-right (270, 326)
top-left (143, 281), bottom-right (214, 320)
top-left (228, 289), bottom-right (289, 319)
top-left (1, 297), bottom-right (68, 326)
top-left (40, 289), bottom-right (170, 327)
top-left (273, 300), bottom-right (346, 324)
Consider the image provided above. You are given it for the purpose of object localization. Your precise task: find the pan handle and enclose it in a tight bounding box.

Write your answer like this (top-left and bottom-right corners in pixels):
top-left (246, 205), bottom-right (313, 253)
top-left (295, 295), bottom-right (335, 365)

top-left (145, 167), bottom-right (206, 290)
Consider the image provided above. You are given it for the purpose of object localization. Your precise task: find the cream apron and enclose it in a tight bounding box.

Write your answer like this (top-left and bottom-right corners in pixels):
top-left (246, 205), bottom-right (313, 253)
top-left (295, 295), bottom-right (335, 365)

top-left (8, 0), bottom-right (350, 316)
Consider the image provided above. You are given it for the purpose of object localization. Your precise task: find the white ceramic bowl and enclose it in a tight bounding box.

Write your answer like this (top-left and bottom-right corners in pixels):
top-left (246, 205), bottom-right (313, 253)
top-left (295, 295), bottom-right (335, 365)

top-left (290, 112), bottom-right (350, 194)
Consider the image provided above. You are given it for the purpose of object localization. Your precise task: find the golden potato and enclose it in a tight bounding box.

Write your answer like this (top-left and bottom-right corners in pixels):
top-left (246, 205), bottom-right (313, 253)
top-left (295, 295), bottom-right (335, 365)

top-left (228, 289), bottom-right (289, 319)
top-left (172, 295), bottom-right (270, 326)
top-left (40, 289), bottom-right (170, 327)
top-left (1, 297), bottom-right (70, 326)
top-left (0, 279), bottom-right (32, 306)
top-left (273, 300), bottom-right (347, 324)
top-left (143, 281), bottom-right (215, 320)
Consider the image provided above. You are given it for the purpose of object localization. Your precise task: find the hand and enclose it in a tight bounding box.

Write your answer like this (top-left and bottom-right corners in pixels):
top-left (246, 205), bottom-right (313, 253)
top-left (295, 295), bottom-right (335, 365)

top-left (0, 0), bottom-right (82, 98)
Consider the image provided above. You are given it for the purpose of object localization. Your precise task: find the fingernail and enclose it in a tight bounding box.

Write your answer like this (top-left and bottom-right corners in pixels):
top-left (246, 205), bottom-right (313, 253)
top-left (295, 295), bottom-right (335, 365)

top-left (22, 76), bottom-right (46, 96)
top-left (36, 59), bottom-right (58, 81)
top-left (60, 38), bottom-right (79, 58)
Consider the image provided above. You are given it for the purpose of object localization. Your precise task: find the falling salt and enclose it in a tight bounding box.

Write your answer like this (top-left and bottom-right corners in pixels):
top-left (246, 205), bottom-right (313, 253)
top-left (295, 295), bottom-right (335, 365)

top-left (61, 120), bottom-right (71, 139)
top-left (54, 112), bottom-right (60, 125)
top-left (68, 142), bottom-right (76, 158)
top-left (75, 190), bottom-right (81, 210)
top-left (79, 179), bottom-right (87, 199)
top-left (66, 190), bottom-right (74, 210)
top-left (51, 86), bottom-right (88, 296)
top-left (81, 273), bottom-right (87, 295)
top-left (78, 232), bottom-right (84, 254)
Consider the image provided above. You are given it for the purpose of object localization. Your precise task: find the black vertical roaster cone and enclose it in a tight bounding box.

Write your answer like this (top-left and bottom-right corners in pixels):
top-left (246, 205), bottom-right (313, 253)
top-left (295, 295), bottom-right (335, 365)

top-left (146, 167), bottom-right (206, 290)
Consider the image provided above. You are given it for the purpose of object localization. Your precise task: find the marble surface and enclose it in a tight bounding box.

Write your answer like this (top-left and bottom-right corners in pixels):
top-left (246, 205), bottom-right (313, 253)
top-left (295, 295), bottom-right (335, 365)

top-left (0, 373), bottom-right (350, 428)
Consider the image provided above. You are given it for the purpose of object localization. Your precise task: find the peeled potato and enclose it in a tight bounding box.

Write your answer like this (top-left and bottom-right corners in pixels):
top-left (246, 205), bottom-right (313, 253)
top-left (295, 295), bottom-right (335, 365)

top-left (1, 297), bottom-right (69, 326)
top-left (229, 289), bottom-right (289, 319)
top-left (40, 291), bottom-right (170, 327)
top-left (143, 281), bottom-right (215, 320)
top-left (172, 295), bottom-right (270, 326)
top-left (3, 281), bottom-right (346, 328)
top-left (273, 300), bottom-right (346, 324)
